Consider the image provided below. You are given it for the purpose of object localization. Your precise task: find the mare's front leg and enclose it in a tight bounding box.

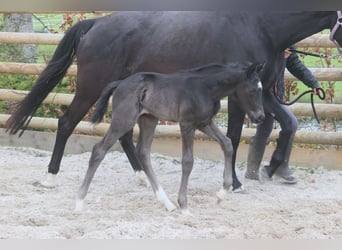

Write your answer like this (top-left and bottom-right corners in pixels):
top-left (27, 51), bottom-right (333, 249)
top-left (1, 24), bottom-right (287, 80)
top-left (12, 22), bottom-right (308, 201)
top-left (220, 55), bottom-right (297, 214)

top-left (199, 121), bottom-right (233, 202)
top-left (136, 115), bottom-right (177, 212)
top-left (227, 98), bottom-right (246, 192)
top-left (178, 123), bottom-right (196, 215)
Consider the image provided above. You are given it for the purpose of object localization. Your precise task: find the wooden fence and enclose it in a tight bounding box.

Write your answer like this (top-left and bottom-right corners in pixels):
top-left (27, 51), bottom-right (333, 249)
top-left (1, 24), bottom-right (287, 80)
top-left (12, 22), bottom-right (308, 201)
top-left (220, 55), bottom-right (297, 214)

top-left (0, 31), bottom-right (341, 146)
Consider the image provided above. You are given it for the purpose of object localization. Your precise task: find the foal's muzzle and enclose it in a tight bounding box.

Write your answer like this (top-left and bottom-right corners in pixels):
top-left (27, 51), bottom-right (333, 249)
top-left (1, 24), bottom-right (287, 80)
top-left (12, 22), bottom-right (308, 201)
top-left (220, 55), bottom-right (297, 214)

top-left (249, 111), bottom-right (265, 125)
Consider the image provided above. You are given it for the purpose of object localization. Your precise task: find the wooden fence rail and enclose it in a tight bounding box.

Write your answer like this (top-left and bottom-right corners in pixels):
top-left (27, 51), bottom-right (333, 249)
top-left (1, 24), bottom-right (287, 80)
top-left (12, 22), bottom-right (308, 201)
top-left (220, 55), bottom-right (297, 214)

top-left (0, 114), bottom-right (341, 145)
top-left (0, 89), bottom-right (341, 119)
top-left (0, 32), bottom-right (336, 48)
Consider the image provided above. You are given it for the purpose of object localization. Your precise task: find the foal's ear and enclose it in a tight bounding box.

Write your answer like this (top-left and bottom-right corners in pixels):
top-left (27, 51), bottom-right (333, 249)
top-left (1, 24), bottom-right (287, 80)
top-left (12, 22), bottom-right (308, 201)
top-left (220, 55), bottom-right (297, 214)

top-left (247, 62), bottom-right (265, 76)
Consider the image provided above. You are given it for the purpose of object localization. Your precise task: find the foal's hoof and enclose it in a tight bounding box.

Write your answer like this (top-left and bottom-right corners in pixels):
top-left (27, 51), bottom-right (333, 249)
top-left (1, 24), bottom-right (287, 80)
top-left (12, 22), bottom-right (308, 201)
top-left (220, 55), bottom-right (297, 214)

top-left (216, 188), bottom-right (229, 203)
top-left (40, 173), bottom-right (56, 188)
top-left (135, 171), bottom-right (150, 187)
top-left (165, 202), bottom-right (177, 212)
top-left (180, 208), bottom-right (193, 216)
top-left (74, 199), bottom-right (84, 212)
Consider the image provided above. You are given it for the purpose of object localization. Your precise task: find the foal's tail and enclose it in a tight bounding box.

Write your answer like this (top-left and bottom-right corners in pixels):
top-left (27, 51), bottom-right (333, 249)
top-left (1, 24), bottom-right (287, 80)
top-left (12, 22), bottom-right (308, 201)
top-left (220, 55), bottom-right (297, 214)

top-left (5, 19), bottom-right (96, 136)
top-left (91, 81), bottom-right (121, 124)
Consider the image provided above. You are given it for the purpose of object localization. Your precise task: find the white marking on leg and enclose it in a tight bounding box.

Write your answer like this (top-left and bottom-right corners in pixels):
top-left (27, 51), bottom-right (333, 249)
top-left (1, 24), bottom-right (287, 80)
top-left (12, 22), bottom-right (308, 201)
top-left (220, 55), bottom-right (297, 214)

top-left (40, 173), bottom-right (56, 188)
top-left (156, 187), bottom-right (177, 212)
top-left (135, 170), bottom-right (150, 187)
top-left (74, 199), bottom-right (84, 212)
top-left (181, 208), bottom-right (192, 216)
top-left (232, 185), bottom-right (247, 194)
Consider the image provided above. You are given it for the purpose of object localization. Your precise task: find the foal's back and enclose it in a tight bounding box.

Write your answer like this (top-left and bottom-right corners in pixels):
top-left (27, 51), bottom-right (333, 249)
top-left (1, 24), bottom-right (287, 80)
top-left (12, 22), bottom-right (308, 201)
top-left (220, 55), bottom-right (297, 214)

top-left (116, 63), bottom-right (239, 123)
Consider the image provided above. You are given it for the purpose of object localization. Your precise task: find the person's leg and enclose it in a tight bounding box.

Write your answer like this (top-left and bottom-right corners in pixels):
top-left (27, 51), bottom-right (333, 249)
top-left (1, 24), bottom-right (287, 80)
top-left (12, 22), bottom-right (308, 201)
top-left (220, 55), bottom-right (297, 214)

top-left (260, 93), bottom-right (298, 183)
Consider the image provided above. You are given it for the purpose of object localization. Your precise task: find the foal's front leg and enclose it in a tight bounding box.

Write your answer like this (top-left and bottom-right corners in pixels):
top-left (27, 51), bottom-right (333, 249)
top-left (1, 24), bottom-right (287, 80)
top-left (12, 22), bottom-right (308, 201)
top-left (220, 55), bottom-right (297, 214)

top-left (178, 124), bottom-right (196, 215)
top-left (199, 121), bottom-right (233, 202)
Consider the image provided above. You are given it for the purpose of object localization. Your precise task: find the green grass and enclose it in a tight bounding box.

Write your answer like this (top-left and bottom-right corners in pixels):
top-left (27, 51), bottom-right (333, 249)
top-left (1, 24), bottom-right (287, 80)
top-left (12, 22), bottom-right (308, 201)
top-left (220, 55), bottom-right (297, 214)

top-left (36, 44), bottom-right (57, 64)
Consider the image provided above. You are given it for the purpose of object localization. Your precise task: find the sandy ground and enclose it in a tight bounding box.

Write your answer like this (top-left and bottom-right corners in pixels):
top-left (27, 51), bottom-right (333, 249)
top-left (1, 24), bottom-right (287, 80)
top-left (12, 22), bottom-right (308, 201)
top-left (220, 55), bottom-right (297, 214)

top-left (0, 146), bottom-right (341, 239)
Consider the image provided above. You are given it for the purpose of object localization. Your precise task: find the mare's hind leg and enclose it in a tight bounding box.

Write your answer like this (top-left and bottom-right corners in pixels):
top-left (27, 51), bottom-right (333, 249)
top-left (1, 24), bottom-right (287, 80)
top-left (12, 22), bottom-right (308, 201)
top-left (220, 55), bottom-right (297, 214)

top-left (42, 92), bottom-right (97, 187)
top-left (119, 130), bottom-right (148, 186)
top-left (42, 86), bottom-right (144, 188)
top-left (178, 123), bottom-right (196, 215)
top-left (136, 115), bottom-right (176, 212)
top-left (199, 121), bottom-right (233, 202)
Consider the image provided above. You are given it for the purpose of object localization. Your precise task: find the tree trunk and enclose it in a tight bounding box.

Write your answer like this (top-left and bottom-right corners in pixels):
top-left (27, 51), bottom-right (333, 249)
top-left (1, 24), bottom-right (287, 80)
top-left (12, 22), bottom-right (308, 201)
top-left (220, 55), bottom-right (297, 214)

top-left (3, 13), bottom-right (37, 63)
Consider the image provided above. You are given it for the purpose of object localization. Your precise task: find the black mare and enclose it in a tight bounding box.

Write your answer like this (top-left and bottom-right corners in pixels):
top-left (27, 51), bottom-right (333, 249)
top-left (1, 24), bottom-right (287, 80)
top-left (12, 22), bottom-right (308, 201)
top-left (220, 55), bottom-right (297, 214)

top-left (6, 11), bottom-right (342, 190)
top-left (75, 62), bottom-right (264, 213)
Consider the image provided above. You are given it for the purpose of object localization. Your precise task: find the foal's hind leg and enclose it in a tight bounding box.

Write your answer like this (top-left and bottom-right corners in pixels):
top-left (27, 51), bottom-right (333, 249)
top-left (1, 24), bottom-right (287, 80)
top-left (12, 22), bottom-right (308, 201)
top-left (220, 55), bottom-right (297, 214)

top-left (76, 104), bottom-right (140, 211)
top-left (75, 127), bottom-right (123, 211)
top-left (199, 121), bottom-right (233, 202)
top-left (136, 115), bottom-right (176, 212)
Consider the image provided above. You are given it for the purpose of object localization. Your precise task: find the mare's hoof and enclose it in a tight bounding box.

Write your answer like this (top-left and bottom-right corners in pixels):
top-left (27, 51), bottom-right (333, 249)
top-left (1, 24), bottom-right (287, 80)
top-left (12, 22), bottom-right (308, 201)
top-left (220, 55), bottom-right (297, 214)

top-left (245, 170), bottom-right (259, 180)
top-left (40, 173), bottom-right (56, 188)
top-left (259, 166), bottom-right (272, 184)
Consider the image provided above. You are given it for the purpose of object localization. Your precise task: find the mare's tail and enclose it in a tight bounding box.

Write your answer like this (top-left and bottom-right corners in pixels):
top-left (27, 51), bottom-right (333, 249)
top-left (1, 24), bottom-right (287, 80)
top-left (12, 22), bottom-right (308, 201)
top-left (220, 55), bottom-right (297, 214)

top-left (5, 19), bottom-right (96, 136)
top-left (91, 81), bottom-right (121, 124)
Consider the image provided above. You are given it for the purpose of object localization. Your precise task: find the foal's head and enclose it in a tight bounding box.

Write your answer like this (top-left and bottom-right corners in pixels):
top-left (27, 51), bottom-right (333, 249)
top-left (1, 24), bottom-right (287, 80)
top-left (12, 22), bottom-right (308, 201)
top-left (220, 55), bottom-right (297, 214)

top-left (234, 62), bottom-right (265, 124)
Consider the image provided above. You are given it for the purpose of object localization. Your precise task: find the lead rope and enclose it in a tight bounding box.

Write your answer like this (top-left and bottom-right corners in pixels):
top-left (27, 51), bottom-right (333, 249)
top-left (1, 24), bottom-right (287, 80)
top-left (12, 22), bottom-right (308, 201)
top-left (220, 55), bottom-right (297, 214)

top-left (273, 82), bottom-right (325, 124)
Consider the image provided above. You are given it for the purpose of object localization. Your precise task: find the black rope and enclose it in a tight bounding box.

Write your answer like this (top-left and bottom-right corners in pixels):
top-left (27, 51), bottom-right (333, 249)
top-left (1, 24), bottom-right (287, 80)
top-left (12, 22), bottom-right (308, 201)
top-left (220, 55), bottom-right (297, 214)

top-left (273, 84), bottom-right (326, 124)
top-left (273, 48), bottom-right (329, 124)
top-left (288, 48), bottom-right (330, 59)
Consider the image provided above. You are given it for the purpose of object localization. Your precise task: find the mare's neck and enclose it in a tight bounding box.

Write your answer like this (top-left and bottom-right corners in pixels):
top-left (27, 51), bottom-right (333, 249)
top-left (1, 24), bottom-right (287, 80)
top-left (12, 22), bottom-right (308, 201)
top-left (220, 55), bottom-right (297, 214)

top-left (263, 12), bottom-right (335, 51)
